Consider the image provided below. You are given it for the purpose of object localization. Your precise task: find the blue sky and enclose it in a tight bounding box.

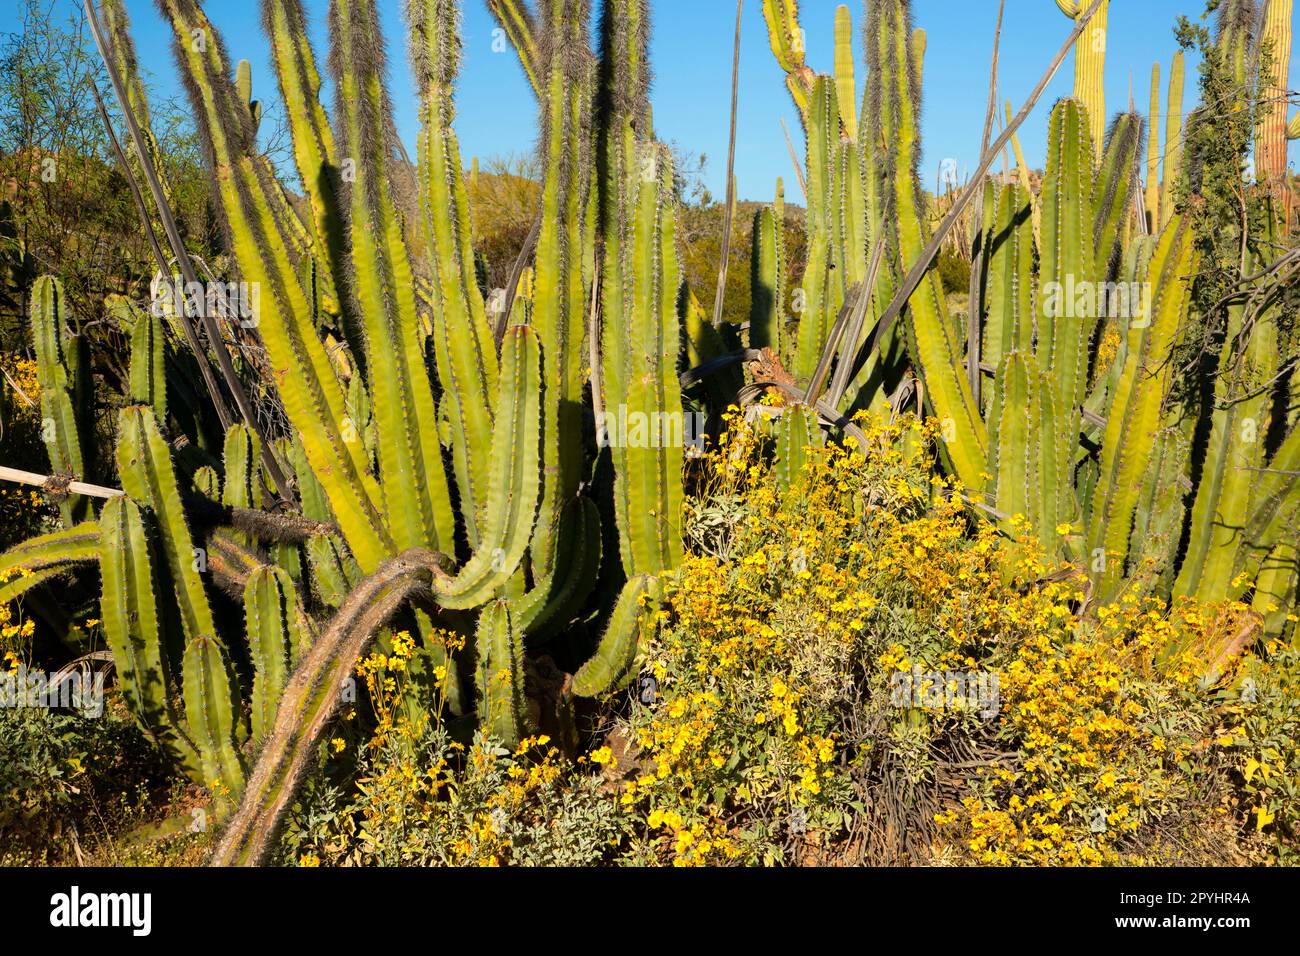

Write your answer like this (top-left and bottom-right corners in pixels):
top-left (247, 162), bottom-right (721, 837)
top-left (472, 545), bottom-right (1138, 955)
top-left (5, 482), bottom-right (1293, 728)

top-left (7, 0), bottom-right (1299, 202)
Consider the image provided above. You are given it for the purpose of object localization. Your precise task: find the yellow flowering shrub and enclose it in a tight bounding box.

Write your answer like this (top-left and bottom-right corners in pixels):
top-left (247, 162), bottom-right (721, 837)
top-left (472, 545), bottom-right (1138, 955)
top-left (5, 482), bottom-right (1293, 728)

top-left (611, 409), bottom-right (1284, 866)
top-left (1220, 641), bottom-right (1300, 861)
top-left (281, 631), bottom-right (626, 866)
top-left (0, 355), bottom-right (56, 547)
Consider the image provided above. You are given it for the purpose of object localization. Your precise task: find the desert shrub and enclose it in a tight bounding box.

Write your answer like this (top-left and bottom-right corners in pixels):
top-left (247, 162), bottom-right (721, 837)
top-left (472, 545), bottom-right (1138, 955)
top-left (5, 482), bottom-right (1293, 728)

top-left (934, 594), bottom-right (1254, 865)
top-left (0, 694), bottom-right (170, 864)
top-left (1221, 642), bottom-right (1300, 862)
top-left (609, 410), bottom-right (1283, 866)
top-left (277, 411), bottom-right (1288, 868)
top-left (0, 354), bottom-right (56, 548)
top-left (936, 249), bottom-right (970, 295)
top-left (280, 630), bottom-right (628, 867)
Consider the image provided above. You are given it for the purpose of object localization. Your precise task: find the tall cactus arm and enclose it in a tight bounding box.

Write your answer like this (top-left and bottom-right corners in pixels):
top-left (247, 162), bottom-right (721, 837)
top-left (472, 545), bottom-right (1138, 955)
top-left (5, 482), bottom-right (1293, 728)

top-left (1255, 0), bottom-right (1294, 188)
top-left (260, 0), bottom-right (349, 328)
top-left (99, 496), bottom-right (202, 774)
top-left (210, 547), bottom-right (445, 866)
top-left (982, 183), bottom-right (1035, 372)
top-left (157, 0), bottom-right (390, 571)
top-left (761, 0), bottom-right (813, 116)
top-left (987, 351), bottom-right (1036, 524)
top-left (750, 183), bottom-right (786, 353)
top-left (612, 145), bottom-right (685, 576)
top-left (411, 0), bottom-right (499, 547)
top-left (245, 565), bottom-right (308, 742)
top-left (221, 424), bottom-right (263, 516)
top-left (30, 276), bottom-right (89, 525)
top-left (101, 0), bottom-right (171, 202)
top-left (1177, 238), bottom-right (1284, 602)
top-left (1039, 98), bottom-right (1096, 451)
top-left (834, 4), bottom-right (858, 142)
top-left (474, 599), bottom-right (528, 746)
top-left (434, 326), bottom-right (542, 610)
top-left (1053, 0), bottom-right (1108, 158)
top-left (1088, 217), bottom-right (1198, 596)
top-left (572, 573), bottom-right (655, 696)
top-left (182, 631), bottom-right (246, 798)
top-left (329, 0), bottom-right (456, 556)
top-left (0, 523), bottom-right (99, 605)
top-left (1094, 112), bottom-right (1144, 276)
top-left (109, 295), bottom-right (167, 421)
top-left (1145, 63), bottom-right (1161, 229)
top-left (487, 0), bottom-right (543, 97)
top-left (869, 0), bottom-right (987, 488)
top-left (1160, 51), bottom-right (1186, 230)
top-left (116, 406), bottom-right (218, 647)
top-left (531, 0), bottom-right (594, 574)
top-left (792, 78), bottom-right (840, 384)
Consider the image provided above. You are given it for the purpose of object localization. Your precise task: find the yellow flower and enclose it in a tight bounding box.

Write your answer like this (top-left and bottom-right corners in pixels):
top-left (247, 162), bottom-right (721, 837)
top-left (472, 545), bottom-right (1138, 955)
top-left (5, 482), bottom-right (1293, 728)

top-left (589, 746), bottom-right (614, 766)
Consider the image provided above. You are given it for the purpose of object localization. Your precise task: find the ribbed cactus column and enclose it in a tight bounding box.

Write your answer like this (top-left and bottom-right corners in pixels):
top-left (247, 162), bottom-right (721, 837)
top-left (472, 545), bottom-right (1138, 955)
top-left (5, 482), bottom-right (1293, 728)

top-left (1054, 0), bottom-right (1108, 160)
top-left (329, 0), bottom-right (455, 556)
top-left (261, 0), bottom-right (350, 334)
top-left (410, 0), bottom-right (499, 548)
top-left (1255, 0), bottom-right (1295, 200)
top-left (158, 0), bottom-right (391, 573)
top-left (30, 276), bottom-right (90, 526)
top-left (1145, 63), bottom-right (1161, 230)
top-left (1160, 51), bottom-right (1185, 230)
top-left (763, 0), bottom-right (814, 115)
top-left (532, 0), bottom-right (595, 575)
top-left (99, 497), bottom-right (194, 767)
top-left (868, 0), bottom-right (986, 489)
top-left (1176, 217), bottom-right (1285, 603)
top-left (1088, 218), bottom-right (1199, 597)
top-left (749, 181), bottom-right (785, 354)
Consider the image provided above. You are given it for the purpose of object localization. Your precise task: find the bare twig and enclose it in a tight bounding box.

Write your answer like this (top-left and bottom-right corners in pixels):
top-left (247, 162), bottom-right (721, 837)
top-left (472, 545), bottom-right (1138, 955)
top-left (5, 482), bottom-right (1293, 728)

top-left (710, 0), bottom-right (745, 330)
top-left (857, 0), bottom-right (1107, 371)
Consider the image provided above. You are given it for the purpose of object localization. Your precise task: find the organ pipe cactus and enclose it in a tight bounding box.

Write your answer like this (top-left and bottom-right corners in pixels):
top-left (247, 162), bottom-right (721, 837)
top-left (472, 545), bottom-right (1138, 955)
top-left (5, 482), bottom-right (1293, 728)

top-left (0, 0), bottom-right (703, 861)
top-left (753, 0), bottom-right (1298, 636)
top-left (30, 277), bottom-right (91, 526)
top-left (868, 0), bottom-right (986, 488)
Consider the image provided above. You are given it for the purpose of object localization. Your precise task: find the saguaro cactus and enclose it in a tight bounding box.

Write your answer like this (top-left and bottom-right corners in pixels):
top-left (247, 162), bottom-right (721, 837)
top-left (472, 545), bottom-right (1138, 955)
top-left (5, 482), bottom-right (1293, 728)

top-left (1054, 0), bottom-right (1109, 158)
top-left (1255, 0), bottom-right (1298, 218)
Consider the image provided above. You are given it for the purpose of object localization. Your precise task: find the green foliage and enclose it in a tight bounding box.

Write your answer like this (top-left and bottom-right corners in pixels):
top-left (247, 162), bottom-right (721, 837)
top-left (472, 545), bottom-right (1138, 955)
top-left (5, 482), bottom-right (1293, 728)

top-left (0, 696), bottom-right (173, 865)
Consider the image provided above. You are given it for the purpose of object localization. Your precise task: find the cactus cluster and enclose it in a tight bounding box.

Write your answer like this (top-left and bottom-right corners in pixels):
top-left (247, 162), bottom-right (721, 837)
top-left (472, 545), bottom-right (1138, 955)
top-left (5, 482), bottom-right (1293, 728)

top-left (755, 0), bottom-right (1300, 620)
top-left (3, 0), bottom-right (1298, 867)
top-left (2, 0), bottom-right (696, 864)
